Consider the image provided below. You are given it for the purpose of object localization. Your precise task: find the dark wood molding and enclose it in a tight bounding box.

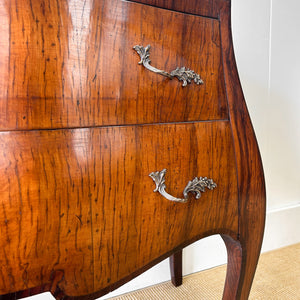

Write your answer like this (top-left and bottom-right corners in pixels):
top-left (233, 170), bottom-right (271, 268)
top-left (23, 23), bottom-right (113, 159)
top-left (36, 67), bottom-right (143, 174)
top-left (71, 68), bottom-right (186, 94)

top-left (219, 1), bottom-right (266, 298)
top-left (170, 250), bottom-right (183, 287)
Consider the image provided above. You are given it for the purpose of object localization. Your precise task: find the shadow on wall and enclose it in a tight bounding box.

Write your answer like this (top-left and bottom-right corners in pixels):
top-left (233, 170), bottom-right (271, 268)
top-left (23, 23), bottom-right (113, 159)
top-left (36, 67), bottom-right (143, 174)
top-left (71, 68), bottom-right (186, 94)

top-left (238, 76), bottom-right (300, 212)
top-left (264, 89), bottom-right (300, 210)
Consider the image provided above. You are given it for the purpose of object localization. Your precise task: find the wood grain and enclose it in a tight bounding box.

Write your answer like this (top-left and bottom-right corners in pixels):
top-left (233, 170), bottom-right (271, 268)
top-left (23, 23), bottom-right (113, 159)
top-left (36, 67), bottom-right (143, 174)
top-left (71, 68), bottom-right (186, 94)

top-left (0, 130), bottom-right (94, 296)
top-left (0, 121), bottom-right (238, 297)
top-left (221, 235), bottom-right (243, 300)
top-left (131, 0), bottom-right (223, 18)
top-left (0, 0), bottom-right (266, 299)
top-left (0, 0), bottom-right (227, 131)
top-left (170, 250), bottom-right (183, 287)
top-left (219, 1), bottom-right (266, 299)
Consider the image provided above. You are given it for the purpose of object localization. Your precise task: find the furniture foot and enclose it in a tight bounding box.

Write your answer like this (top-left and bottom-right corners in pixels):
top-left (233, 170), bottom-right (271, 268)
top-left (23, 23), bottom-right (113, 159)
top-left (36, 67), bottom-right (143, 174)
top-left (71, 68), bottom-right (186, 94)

top-left (169, 250), bottom-right (183, 287)
top-left (221, 234), bottom-right (261, 300)
top-left (221, 235), bottom-right (242, 299)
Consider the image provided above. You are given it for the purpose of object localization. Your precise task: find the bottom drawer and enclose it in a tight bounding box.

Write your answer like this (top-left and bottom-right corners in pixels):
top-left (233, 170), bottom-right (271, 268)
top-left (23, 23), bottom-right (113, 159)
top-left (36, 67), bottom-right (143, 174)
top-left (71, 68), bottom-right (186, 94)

top-left (0, 121), bottom-right (238, 297)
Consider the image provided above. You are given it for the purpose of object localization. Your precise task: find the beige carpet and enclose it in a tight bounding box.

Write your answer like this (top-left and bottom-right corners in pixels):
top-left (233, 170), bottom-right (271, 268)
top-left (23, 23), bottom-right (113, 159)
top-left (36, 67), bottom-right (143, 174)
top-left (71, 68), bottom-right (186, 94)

top-left (108, 243), bottom-right (300, 299)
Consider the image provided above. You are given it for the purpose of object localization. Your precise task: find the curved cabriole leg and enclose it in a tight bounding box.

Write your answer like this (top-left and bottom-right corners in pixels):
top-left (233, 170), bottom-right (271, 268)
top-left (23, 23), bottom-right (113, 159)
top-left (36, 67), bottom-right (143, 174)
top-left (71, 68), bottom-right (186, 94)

top-left (221, 235), bottom-right (242, 299)
top-left (221, 234), bottom-right (261, 300)
top-left (169, 250), bottom-right (183, 287)
top-left (219, 0), bottom-right (266, 298)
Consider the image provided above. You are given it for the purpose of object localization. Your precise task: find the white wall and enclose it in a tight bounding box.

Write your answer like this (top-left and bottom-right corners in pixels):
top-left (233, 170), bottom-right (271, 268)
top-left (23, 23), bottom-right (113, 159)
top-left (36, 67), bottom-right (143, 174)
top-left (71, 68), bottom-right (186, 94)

top-left (232, 0), bottom-right (300, 253)
top-left (265, 0), bottom-right (300, 210)
top-left (27, 1), bottom-right (300, 299)
top-left (233, 0), bottom-right (300, 212)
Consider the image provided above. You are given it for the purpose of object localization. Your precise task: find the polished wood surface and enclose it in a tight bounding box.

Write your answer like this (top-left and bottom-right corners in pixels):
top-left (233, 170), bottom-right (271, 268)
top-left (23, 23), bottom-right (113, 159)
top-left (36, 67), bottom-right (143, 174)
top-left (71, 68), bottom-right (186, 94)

top-left (0, 122), bottom-right (238, 297)
top-left (0, 0), bottom-right (227, 131)
top-left (219, 2), bottom-right (266, 299)
top-left (132, 0), bottom-right (222, 18)
top-left (221, 235), bottom-right (243, 299)
top-left (170, 250), bottom-right (183, 287)
top-left (0, 0), bottom-right (266, 299)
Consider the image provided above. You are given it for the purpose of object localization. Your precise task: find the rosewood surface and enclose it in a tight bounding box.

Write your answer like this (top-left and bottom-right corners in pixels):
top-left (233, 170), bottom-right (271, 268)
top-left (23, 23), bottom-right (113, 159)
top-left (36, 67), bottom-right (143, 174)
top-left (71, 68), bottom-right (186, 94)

top-left (219, 2), bottom-right (266, 298)
top-left (0, 0), bottom-right (227, 131)
top-left (131, 0), bottom-right (223, 18)
top-left (0, 122), bottom-right (238, 296)
top-left (0, 0), bottom-right (266, 299)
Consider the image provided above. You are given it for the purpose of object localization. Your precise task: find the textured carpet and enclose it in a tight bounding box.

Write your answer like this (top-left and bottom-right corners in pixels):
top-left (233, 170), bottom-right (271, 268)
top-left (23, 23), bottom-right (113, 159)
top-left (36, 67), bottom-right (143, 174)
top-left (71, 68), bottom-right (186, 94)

top-left (108, 243), bottom-right (300, 299)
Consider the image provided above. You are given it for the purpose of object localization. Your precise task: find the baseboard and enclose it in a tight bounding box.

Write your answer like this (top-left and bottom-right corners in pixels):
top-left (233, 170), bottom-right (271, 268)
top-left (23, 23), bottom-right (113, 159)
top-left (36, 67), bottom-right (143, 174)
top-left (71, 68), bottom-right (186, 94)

top-left (261, 203), bottom-right (300, 252)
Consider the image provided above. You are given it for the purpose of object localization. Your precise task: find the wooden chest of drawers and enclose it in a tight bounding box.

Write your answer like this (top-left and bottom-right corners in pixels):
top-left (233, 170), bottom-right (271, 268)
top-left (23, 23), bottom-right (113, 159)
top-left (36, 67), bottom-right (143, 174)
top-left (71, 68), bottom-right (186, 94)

top-left (0, 0), bottom-right (265, 299)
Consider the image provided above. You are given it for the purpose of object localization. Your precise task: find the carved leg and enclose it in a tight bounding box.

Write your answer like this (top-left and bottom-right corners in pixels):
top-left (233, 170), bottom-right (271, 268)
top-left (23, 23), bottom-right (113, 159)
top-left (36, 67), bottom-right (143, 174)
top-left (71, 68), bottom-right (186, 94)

top-left (169, 250), bottom-right (183, 287)
top-left (221, 234), bottom-right (262, 300)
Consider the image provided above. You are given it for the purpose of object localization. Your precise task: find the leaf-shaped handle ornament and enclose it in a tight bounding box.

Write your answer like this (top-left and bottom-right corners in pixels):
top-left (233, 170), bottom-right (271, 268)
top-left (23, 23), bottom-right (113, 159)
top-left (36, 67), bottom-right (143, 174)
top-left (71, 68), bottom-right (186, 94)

top-left (149, 169), bottom-right (216, 203)
top-left (133, 45), bottom-right (204, 87)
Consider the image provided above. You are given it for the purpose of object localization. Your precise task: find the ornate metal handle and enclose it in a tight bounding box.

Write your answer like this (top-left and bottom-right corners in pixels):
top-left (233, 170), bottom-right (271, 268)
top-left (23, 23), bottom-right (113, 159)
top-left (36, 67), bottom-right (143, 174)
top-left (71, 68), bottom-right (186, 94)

top-left (149, 169), bottom-right (216, 203)
top-left (133, 45), bottom-right (204, 87)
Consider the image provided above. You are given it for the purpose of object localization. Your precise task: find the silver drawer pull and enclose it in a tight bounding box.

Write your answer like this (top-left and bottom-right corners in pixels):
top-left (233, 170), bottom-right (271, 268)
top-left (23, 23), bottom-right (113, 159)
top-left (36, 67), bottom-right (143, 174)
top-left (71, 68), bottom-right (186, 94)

top-left (149, 169), bottom-right (216, 203)
top-left (133, 45), bottom-right (204, 87)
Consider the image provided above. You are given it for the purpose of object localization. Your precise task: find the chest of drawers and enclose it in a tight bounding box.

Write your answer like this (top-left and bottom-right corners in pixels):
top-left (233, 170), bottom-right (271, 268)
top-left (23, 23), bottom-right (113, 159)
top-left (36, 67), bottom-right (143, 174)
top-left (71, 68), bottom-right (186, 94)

top-left (0, 0), bottom-right (265, 299)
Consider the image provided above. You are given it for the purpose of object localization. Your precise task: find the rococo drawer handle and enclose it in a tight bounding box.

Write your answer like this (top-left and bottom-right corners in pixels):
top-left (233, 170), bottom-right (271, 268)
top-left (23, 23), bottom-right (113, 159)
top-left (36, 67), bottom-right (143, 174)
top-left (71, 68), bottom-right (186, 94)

top-left (133, 45), bottom-right (204, 87)
top-left (149, 169), bottom-right (216, 203)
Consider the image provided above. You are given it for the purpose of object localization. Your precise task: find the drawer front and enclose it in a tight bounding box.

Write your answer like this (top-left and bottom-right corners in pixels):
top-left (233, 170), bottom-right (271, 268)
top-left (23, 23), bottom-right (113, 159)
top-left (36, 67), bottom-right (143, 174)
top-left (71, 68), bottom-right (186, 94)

top-left (0, 0), bottom-right (228, 130)
top-left (0, 122), bottom-right (238, 296)
top-left (132, 0), bottom-right (220, 18)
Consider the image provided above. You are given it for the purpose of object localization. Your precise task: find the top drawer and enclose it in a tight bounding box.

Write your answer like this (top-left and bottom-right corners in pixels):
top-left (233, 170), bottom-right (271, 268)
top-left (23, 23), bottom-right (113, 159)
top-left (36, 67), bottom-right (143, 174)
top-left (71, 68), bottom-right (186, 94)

top-left (0, 0), bottom-right (228, 130)
top-left (132, 0), bottom-right (221, 18)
